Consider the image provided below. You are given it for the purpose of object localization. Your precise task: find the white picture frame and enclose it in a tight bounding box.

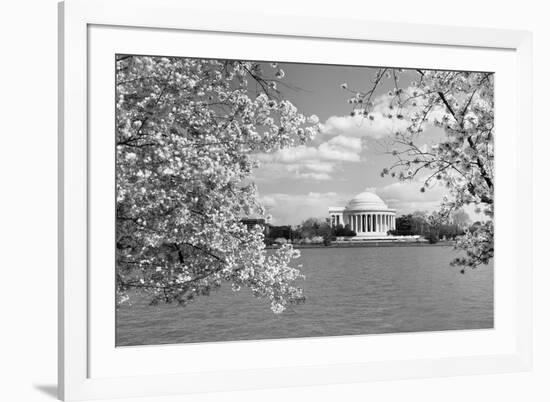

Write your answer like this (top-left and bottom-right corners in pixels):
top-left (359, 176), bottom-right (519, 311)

top-left (59, 0), bottom-right (533, 400)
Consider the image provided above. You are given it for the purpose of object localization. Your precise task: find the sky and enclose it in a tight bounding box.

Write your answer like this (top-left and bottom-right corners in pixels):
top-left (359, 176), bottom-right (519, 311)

top-left (249, 62), bottom-right (453, 226)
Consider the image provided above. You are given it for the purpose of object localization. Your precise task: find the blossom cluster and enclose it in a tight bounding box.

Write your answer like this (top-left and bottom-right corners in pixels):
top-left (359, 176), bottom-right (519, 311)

top-left (116, 56), bottom-right (319, 312)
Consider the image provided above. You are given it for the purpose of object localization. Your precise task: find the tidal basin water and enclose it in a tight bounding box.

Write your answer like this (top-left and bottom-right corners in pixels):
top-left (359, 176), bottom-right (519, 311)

top-left (116, 245), bottom-right (493, 346)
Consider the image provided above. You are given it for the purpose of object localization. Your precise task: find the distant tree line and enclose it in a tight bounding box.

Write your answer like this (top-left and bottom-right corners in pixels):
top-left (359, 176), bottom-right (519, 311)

top-left (264, 217), bottom-right (356, 246)
top-left (389, 210), bottom-right (472, 244)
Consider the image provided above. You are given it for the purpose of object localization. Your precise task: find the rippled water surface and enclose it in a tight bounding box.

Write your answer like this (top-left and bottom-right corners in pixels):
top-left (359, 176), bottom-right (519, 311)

top-left (116, 246), bottom-right (493, 346)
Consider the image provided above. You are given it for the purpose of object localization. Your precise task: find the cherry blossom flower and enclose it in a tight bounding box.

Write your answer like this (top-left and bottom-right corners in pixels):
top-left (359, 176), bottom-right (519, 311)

top-left (275, 69), bottom-right (285, 79)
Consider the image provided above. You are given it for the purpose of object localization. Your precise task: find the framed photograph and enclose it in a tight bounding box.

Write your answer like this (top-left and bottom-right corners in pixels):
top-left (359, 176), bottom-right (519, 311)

top-left (59, 0), bottom-right (533, 400)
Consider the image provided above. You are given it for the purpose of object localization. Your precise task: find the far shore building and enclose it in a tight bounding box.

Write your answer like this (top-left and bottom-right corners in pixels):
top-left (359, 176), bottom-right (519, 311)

top-left (329, 191), bottom-right (396, 238)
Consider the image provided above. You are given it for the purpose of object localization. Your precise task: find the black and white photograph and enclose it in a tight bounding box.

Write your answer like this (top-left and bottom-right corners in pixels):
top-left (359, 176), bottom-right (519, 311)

top-left (115, 55), bottom-right (494, 346)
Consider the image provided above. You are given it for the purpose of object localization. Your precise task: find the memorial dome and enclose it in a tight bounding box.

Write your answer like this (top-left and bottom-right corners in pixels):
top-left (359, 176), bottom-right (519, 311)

top-left (346, 191), bottom-right (388, 211)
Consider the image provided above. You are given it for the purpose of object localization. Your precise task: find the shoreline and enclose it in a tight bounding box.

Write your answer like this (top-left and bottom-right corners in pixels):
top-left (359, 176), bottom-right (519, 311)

top-left (266, 241), bottom-right (455, 249)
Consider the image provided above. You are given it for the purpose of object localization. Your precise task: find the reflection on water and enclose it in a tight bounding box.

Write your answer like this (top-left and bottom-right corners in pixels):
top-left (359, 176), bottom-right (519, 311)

top-left (116, 246), bottom-right (493, 346)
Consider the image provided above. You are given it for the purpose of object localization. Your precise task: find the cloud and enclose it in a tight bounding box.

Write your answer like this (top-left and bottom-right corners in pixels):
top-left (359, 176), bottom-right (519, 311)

top-left (377, 179), bottom-right (448, 214)
top-left (256, 146), bottom-right (318, 164)
top-left (302, 161), bottom-right (334, 173)
top-left (257, 135), bottom-right (362, 164)
top-left (321, 113), bottom-right (409, 139)
top-left (376, 179), bottom-right (486, 220)
top-left (295, 172), bottom-right (332, 181)
top-left (253, 135), bottom-right (363, 181)
top-left (317, 135), bottom-right (362, 161)
top-left (320, 86), bottom-right (448, 139)
top-left (259, 192), bottom-right (352, 225)
top-left (251, 161), bottom-right (335, 182)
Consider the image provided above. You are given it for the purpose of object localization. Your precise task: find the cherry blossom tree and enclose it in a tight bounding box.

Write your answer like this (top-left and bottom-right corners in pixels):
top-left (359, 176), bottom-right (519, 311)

top-left (343, 68), bottom-right (494, 269)
top-left (116, 56), bottom-right (319, 313)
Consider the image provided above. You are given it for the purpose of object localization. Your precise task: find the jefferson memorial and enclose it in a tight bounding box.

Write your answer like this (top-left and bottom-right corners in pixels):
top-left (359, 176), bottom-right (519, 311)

top-left (329, 191), bottom-right (396, 237)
